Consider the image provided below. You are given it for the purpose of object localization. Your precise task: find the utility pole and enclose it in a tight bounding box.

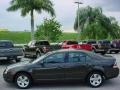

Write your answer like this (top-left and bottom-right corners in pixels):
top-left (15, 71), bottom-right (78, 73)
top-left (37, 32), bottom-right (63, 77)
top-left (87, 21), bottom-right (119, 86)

top-left (75, 0), bottom-right (83, 42)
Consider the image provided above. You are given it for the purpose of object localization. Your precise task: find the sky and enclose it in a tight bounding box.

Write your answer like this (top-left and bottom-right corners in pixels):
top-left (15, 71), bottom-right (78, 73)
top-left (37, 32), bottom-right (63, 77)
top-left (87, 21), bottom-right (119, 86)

top-left (0, 0), bottom-right (120, 32)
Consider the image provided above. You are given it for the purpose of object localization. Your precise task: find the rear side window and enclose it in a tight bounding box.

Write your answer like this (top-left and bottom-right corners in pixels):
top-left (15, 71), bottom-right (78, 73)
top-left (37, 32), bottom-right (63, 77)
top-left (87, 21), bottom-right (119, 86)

top-left (68, 52), bottom-right (86, 63)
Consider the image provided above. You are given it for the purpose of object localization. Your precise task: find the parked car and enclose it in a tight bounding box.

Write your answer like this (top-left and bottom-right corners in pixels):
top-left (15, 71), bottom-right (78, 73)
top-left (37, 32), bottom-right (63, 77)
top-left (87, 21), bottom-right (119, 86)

top-left (111, 39), bottom-right (120, 50)
top-left (86, 40), bottom-right (107, 55)
top-left (61, 40), bottom-right (92, 51)
top-left (0, 40), bottom-right (23, 62)
top-left (23, 40), bottom-right (61, 58)
top-left (3, 49), bottom-right (119, 89)
top-left (98, 40), bottom-right (119, 54)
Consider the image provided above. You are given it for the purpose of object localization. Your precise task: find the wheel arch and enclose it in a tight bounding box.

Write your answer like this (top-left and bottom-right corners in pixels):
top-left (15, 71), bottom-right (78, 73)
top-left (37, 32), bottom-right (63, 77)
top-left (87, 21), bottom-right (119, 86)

top-left (13, 71), bottom-right (33, 82)
top-left (85, 69), bottom-right (106, 81)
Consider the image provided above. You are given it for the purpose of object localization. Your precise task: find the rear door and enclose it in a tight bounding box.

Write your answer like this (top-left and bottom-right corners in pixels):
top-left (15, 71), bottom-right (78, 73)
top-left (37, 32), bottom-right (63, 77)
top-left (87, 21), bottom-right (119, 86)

top-left (64, 51), bottom-right (88, 80)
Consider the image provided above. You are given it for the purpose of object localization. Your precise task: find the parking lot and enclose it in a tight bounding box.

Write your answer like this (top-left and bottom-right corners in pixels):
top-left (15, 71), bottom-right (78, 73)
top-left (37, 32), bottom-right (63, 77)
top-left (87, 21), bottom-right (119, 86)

top-left (0, 54), bottom-right (120, 90)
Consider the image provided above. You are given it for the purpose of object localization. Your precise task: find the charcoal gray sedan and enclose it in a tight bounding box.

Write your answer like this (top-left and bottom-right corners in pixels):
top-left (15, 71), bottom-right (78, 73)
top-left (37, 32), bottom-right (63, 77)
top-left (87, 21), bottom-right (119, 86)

top-left (3, 49), bottom-right (119, 89)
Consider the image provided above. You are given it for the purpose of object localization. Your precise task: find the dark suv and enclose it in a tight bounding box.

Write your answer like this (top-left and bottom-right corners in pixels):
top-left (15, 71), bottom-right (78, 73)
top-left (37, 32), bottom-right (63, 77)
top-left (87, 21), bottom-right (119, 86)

top-left (111, 39), bottom-right (120, 51)
top-left (98, 40), bottom-right (119, 54)
top-left (3, 49), bottom-right (119, 89)
top-left (86, 40), bottom-right (107, 55)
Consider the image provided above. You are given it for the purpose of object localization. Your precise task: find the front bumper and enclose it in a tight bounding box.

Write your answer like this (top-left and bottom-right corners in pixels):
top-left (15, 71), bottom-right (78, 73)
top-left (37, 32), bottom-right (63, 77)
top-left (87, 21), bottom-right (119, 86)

top-left (3, 69), bottom-right (14, 83)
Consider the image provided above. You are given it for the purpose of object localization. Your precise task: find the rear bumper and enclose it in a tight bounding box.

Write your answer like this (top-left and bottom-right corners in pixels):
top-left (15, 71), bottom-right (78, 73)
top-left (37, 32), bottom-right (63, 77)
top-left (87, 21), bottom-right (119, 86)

top-left (105, 68), bottom-right (119, 79)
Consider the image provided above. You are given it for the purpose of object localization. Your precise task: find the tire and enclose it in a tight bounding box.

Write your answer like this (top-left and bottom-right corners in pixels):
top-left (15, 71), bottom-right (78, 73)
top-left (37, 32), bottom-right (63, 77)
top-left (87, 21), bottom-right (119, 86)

top-left (101, 52), bottom-right (106, 55)
top-left (15, 73), bottom-right (32, 89)
top-left (87, 72), bottom-right (104, 88)
top-left (115, 51), bottom-right (119, 54)
top-left (15, 59), bottom-right (21, 62)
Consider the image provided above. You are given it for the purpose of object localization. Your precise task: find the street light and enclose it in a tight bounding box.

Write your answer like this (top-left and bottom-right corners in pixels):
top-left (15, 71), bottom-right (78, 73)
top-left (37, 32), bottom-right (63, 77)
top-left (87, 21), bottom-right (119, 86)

top-left (75, 0), bottom-right (83, 42)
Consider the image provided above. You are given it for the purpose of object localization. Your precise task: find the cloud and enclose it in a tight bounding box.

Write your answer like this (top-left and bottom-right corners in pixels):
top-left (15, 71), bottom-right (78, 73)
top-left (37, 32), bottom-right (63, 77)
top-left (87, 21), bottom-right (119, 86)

top-left (0, 0), bottom-right (120, 32)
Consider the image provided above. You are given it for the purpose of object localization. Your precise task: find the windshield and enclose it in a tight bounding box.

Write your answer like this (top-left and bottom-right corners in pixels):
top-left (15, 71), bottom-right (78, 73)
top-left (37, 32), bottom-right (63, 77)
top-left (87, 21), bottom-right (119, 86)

top-left (31, 52), bottom-right (52, 64)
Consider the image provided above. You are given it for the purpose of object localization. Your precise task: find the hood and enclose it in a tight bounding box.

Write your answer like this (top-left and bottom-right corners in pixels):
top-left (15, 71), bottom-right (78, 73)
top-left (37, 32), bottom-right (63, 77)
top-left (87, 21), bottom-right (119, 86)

top-left (7, 60), bottom-right (30, 70)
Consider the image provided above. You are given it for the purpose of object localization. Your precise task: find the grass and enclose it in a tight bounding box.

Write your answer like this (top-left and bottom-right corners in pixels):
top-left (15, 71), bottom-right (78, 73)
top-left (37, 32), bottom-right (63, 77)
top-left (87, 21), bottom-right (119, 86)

top-left (0, 31), bottom-right (78, 44)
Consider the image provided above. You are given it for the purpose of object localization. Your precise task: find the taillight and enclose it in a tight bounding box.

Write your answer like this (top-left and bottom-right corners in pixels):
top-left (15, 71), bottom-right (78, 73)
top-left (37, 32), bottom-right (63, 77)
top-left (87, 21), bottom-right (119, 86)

top-left (113, 62), bottom-right (118, 68)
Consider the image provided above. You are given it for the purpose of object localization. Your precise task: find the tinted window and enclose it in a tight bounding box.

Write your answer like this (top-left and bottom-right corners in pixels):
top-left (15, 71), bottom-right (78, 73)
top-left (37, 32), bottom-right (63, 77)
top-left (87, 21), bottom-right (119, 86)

top-left (67, 41), bottom-right (78, 45)
top-left (86, 55), bottom-right (93, 62)
top-left (44, 53), bottom-right (66, 63)
top-left (0, 41), bottom-right (13, 48)
top-left (68, 52), bottom-right (86, 63)
top-left (37, 41), bottom-right (50, 45)
top-left (87, 41), bottom-right (96, 44)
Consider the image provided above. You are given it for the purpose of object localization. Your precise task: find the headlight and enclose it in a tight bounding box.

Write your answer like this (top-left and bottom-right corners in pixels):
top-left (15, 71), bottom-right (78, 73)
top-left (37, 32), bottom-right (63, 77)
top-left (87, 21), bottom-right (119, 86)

top-left (4, 67), bottom-right (9, 74)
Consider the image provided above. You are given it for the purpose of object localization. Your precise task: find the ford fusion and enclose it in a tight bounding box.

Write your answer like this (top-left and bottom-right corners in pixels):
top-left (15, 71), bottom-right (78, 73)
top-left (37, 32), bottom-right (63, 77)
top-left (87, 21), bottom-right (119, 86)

top-left (3, 49), bottom-right (119, 89)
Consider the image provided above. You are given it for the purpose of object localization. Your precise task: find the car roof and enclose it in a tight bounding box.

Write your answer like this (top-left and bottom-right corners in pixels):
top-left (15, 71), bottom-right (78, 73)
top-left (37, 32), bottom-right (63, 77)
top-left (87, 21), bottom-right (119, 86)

top-left (51, 49), bottom-right (88, 54)
top-left (0, 40), bottom-right (12, 42)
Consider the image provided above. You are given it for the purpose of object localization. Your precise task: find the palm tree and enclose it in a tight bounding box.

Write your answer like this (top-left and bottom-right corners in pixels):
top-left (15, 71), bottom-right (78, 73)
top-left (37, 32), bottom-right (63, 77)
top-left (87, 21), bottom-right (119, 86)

top-left (7, 0), bottom-right (55, 41)
top-left (74, 6), bottom-right (118, 39)
top-left (74, 6), bottom-right (102, 32)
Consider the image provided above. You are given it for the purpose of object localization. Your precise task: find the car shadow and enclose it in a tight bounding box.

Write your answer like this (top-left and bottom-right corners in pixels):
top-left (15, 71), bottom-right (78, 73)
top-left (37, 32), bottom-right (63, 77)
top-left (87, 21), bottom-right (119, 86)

top-left (2, 76), bottom-right (120, 90)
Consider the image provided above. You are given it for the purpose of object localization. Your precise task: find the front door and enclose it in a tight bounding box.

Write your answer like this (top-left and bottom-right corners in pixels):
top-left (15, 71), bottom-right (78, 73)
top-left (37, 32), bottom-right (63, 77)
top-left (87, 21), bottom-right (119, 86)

top-left (32, 52), bottom-right (67, 81)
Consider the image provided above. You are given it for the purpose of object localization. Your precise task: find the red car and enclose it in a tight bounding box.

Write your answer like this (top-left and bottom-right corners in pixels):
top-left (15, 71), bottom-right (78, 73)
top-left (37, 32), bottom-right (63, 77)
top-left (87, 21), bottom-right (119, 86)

top-left (61, 40), bottom-right (92, 51)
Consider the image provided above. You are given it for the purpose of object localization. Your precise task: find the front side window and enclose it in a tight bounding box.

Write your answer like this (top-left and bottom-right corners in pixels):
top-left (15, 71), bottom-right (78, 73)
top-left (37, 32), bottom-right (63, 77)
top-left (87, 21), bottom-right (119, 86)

top-left (68, 52), bottom-right (86, 63)
top-left (44, 52), bottom-right (66, 63)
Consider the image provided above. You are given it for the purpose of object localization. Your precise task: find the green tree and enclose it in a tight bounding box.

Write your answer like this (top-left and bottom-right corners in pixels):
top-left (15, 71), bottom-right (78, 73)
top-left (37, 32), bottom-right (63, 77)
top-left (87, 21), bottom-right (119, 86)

top-left (7, 0), bottom-right (55, 41)
top-left (35, 18), bottom-right (62, 42)
top-left (74, 6), bottom-right (120, 40)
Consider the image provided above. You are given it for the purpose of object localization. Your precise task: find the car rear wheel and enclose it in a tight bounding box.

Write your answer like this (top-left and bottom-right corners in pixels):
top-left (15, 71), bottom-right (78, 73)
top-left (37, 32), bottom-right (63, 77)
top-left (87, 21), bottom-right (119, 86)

top-left (15, 73), bottom-right (32, 89)
top-left (87, 72), bottom-right (104, 88)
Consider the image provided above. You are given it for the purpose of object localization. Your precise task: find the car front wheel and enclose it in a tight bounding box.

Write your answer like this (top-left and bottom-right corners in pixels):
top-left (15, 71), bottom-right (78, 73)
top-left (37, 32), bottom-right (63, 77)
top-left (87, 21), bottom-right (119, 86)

top-left (15, 73), bottom-right (32, 89)
top-left (87, 72), bottom-right (104, 88)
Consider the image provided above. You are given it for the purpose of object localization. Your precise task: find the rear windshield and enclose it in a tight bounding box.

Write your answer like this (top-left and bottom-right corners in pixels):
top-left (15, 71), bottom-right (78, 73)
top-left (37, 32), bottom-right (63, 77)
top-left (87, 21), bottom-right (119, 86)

top-left (0, 41), bottom-right (13, 48)
top-left (36, 41), bottom-right (50, 45)
top-left (85, 51), bottom-right (108, 60)
top-left (67, 41), bottom-right (78, 45)
top-left (87, 41), bottom-right (96, 44)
